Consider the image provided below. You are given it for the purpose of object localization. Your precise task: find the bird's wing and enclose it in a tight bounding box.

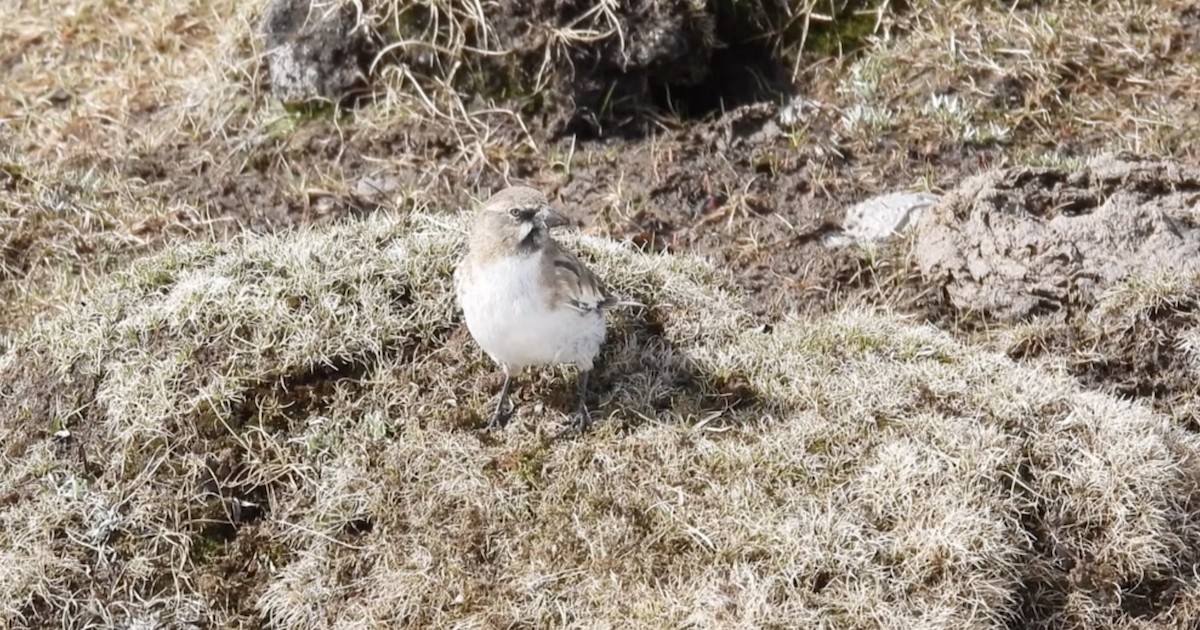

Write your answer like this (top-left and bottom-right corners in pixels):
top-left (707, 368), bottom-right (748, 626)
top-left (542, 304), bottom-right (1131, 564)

top-left (542, 241), bottom-right (620, 314)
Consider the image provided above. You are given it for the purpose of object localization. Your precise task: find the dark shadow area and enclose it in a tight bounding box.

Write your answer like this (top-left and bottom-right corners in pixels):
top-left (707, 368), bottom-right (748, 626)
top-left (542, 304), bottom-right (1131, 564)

top-left (479, 299), bottom-right (777, 439)
top-left (558, 14), bottom-right (795, 140)
top-left (651, 42), bottom-right (792, 122)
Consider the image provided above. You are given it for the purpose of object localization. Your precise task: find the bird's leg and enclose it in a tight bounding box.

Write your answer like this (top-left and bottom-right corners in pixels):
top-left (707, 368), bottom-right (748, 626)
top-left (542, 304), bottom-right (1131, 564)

top-left (488, 367), bottom-right (515, 429)
top-left (571, 369), bottom-right (592, 431)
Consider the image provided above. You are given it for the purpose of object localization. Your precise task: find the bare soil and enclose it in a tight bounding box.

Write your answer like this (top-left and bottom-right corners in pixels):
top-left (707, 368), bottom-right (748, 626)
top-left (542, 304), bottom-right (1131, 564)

top-left (117, 98), bottom-right (989, 318)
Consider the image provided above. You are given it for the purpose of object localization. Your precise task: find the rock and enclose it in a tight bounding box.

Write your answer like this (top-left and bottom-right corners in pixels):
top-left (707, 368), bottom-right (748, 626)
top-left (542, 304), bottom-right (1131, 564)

top-left (260, 0), bottom-right (378, 104)
top-left (915, 153), bottom-right (1200, 321)
top-left (623, 1), bottom-right (715, 86)
top-left (354, 174), bottom-right (402, 201)
top-left (777, 95), bottom-right (822, 129)
top-left (823, 192), bottom-right (940, 247)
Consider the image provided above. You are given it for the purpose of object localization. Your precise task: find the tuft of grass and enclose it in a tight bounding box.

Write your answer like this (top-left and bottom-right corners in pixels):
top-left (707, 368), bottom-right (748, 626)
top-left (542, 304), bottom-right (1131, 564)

top-left (813, 0), bottom-right (1200, 161)
top-left (7, 0), bottom-right (1200, 625)
top-left (997, 271), bottom-right (1200, 432)
top-left (4, 211), bottom-right (1200, 627)
top-left (0, 151), bottom-right (211, 336)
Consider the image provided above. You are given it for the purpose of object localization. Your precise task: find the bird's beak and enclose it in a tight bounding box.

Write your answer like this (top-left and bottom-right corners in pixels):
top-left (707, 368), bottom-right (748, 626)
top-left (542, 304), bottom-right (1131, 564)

top-left (539, 207), bottom-right (569, 229)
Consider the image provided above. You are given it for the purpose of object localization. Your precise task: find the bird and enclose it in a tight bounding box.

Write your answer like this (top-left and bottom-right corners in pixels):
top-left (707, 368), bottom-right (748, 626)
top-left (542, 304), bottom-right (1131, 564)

top-left (454, 185), bottom-right (627, 431)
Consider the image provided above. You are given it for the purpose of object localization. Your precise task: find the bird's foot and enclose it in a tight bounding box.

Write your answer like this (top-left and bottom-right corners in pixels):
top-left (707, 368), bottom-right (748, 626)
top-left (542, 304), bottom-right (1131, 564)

top-left (486, 399), bottom-right (513, 430)
top-left (568, 370), bottom-right (593, 433)
top-left (555, 405), bottom-right (591, 438)
top-left (486, 372), bottom-right (515, 430)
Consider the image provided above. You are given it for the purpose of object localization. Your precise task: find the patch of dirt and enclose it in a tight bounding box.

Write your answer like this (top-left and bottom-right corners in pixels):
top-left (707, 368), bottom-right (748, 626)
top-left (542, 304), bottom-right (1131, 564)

top-left (915, 153), bottom-right (1200, 322)
top-left (110, 0), bottom-right (1007, 331)
top-left (0, 349), bottom-right (105, 467)
top-left (122, 138), bottom-right (382, 238)
top-left (122, 96), bottom-right (994, 327)
top-left (907, 153), bottom-right (1200, 424)
top-left (112, 0), bottom-right (933, 306)
top-left (192, 523), bottom-right (288, 626)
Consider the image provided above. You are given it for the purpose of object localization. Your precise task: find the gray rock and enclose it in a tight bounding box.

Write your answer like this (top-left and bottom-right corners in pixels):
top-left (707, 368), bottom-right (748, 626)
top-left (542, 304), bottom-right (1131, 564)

top-left (261, 0), bottom-right (377, 104)
top-left (824, 192), bottom-right (939, 247)
top-left (915, 153), bottom-right (1200, 321)
top-left (354, 174), bottom-right (402, 201)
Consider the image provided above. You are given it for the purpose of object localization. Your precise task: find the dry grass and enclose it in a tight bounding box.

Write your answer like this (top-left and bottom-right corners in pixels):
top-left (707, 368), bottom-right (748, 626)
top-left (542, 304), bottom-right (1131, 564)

top-left (815, 0), bottom-right (1200, 163)
top-left (7, 0), bottom-right (1200, 174)
top-left (2, 210), bottom-right (1200, 628)
top-left (8, 0), bottom-right (1200, 227)
top-left (0, 151), bottom-right (214, 336)
top-left (6, 0), bottom-right (1200, 627)
top-left (1, 0), bottom-right (250, 161)
top-left (993, 271), bottom-right (1200, 432)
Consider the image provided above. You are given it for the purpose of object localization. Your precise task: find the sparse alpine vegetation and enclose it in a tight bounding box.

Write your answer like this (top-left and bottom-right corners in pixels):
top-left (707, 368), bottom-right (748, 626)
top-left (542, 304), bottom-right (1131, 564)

top-left (6, 0), bottom-right (1200, 627)
top-left (3, 211), bottom-right (1200, 627)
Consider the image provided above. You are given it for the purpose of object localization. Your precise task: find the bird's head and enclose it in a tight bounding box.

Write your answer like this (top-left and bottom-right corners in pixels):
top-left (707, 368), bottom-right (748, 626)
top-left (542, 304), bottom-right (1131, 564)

top-left (473, 185), bottom-right (569, 249)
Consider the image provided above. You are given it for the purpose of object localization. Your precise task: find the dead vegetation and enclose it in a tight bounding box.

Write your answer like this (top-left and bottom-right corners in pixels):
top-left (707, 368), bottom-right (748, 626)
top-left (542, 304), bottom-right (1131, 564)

top-left (999, 271), bottom-right (1200, 430)
top-left (3, 212), bottom-right (1200, 628)
top-left (5, 0), bottom-right (1200, 627)
top-left (0, 152), bottom-right (212, 338)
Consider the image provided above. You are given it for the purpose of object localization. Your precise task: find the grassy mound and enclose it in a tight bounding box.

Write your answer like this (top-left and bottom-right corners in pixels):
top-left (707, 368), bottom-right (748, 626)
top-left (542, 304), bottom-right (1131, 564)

top-left (3, 211), bottom-right (1200, 628)
top-left (1001, 271), bottom-right (1200, 431)
top-left (0, 153), bottom-right (208, 338)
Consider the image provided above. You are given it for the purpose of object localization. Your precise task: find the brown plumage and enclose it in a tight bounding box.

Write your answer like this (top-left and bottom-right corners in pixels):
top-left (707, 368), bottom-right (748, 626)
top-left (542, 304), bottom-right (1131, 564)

top-left (540, 238), bottom-right (620, 313)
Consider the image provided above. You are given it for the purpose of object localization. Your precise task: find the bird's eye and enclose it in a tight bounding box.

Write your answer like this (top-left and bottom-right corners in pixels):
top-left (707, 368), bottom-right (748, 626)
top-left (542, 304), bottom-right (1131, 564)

top-left (509, 207), bottom-right (522, 218)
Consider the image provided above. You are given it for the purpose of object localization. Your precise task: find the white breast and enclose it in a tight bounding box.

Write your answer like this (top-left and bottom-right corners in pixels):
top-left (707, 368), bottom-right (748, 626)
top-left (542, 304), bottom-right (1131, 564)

top-left (457, 253), bottom-right (607, 371)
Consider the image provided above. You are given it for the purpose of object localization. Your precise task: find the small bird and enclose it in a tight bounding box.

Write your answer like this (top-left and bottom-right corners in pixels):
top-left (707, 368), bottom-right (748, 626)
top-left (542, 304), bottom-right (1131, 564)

top-left (455, 186), bottom-right (624, 430)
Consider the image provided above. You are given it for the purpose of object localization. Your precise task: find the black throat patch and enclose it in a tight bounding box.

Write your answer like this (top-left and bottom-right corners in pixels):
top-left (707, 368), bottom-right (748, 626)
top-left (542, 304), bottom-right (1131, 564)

top-left (516, 226), bottom-right (543, 254)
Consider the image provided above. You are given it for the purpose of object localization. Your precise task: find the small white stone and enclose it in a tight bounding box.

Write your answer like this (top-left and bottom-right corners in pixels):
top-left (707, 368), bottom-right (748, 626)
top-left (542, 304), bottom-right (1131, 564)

top-left (827, 192), bottom-right (940, 247)
top-left (355, 175), bottom-right (401, 200)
